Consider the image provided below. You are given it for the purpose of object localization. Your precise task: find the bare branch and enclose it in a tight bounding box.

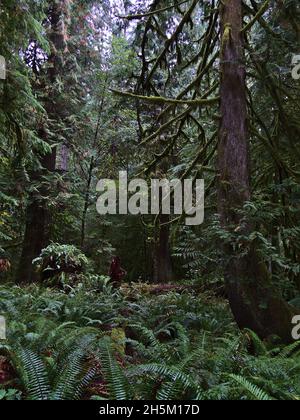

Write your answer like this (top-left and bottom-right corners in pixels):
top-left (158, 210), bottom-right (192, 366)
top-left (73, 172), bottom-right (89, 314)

top-left (116, 0), bottom-right (189, 20)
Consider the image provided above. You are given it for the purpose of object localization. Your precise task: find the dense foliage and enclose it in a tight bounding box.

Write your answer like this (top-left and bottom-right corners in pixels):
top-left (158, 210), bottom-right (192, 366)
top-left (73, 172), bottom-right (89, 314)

top-left (1, 283), bottom-right (300, 400)
top-left (1, 0), bottom-right (300, 401)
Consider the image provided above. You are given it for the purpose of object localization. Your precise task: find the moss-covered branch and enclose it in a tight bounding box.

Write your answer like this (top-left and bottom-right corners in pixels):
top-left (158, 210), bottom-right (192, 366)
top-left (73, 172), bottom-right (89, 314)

top-left (182, 131), bottom-right (218, 180)
top-left (243, 1), bottom-right (291, 46)
top-left (144, 0), bottom-right (199, 86)
top-left (242, 0), bottom-right (270, 33)
top-left (157, 52), bottom-right (219, 122)
top-left (141, 109), bottom-right (191, 146)
top-left (111, 89), bottom-right (219, 107)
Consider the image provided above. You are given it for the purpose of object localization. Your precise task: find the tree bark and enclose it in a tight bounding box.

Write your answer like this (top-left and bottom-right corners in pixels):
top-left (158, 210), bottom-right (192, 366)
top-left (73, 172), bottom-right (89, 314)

top-left (17, 1), bottom-right (70, 284)
top-left (218, 0), bottom-right (294, 342)
top-left (152, 154), bottom-right (174, 284)
top-left (153, 214), bottom-right (174, 284)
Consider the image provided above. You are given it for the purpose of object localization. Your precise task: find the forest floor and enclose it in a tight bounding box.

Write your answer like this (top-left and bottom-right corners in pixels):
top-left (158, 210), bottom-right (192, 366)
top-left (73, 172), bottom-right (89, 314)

top-left (0, 281), bottom-right (299, 400)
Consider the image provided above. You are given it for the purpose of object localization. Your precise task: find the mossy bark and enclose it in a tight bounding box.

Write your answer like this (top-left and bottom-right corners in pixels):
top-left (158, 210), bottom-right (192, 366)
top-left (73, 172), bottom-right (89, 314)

top-left (17, 0), bottom-right (70, 284)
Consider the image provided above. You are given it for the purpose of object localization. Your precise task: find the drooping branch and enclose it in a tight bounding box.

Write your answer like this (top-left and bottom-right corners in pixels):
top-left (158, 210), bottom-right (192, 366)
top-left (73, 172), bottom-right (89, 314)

top-left (181, 6), bottom-right (219, 71)
top-left (142, 119), bottom-right (187, 175)
top-left (143, 0), bottom-right (199, 87)
top-left (246, 44), bottom-right (300, 161)
top-left (156, 52), bottom-right (219, 122)
top-left (141, 108), bottom-right (191, 145)
top-left (243, 1), bottom-right (292, 46)
top-left (182, 130), bottom-right (218, 179)
top-left (241, 0), bottom-right (270, 34)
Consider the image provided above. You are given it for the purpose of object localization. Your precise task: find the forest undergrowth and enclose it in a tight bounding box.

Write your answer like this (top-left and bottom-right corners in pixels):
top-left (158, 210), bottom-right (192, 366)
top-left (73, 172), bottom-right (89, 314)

top-left (0, 278), bottom-right (300, 401)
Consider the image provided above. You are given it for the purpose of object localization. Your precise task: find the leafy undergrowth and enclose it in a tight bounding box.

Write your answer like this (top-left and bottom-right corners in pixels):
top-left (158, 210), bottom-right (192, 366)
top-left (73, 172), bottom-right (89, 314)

top-left (0, 279), bottom-right (299, 400)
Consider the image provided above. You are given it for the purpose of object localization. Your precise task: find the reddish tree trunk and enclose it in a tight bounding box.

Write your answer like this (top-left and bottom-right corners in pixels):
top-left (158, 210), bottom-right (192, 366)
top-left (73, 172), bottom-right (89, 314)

top-left (218, 0), bottom-right (294, 342)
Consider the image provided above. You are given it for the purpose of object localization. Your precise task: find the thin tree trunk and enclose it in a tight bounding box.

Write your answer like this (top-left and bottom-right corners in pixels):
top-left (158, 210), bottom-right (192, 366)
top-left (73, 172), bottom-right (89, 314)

top-left (153, 214), bottom-right (174, 284)
top-left (152, 150), bottom-right (174, 283)
top-left (81, 157), bottom-right (94, 249)
top-left (80, 86), bottom-right (107, 249)
top-left (218, 0), bottom-right (294, 342)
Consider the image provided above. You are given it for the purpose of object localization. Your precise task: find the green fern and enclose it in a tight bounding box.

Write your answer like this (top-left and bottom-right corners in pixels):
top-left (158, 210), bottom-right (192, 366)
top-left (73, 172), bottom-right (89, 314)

top-left (97, 338), bottom-right (131, 400)
top-left (277, 341), bottom-right (300, 359)
top-left (230, 374), bottom-right (274, 401)
top-left (129, 363), bottom-right (201, 399)
top-left (244, 329), bottom-right (268, 356)
top-left (11, 347), bottom-right (50, 400)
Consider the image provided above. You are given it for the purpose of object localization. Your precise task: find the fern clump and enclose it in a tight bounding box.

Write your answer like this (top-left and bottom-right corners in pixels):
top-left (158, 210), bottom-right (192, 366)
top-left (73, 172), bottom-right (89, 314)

top-left (32, 244), bottom-right (89, 286)
top-left (0, 284), bottom-right (300, 400)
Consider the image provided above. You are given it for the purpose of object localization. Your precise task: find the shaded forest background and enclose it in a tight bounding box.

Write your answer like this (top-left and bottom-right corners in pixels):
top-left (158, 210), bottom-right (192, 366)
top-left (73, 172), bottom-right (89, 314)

top-left (0, 0), bottom-right (300, 401)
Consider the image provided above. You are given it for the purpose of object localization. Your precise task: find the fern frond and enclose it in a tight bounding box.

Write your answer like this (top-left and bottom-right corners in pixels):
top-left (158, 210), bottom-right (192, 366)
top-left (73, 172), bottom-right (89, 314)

top-left (230, 374), bottom-right (274, 401)
top-left (129, 363), bottom-right (200, 396)
top-left (12, 347), bottom-right (50, 400)
top-left (277, 341), bottom-right (300, 359)
top-left (244, 329), bottom-right (267, 356)
top-left (97, 338), bottom-right (130, 400)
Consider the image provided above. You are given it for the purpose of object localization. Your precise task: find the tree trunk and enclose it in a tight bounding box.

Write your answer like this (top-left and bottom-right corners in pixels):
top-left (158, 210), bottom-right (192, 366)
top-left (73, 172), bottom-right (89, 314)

top-left (218, 0), bottom-right (294, 342)
top-left (17, 0), bottom-right (70, 284)
top-left (153, 214), bottom-right (174, 284)
top-left (152, 153), bottom-right (174, 284)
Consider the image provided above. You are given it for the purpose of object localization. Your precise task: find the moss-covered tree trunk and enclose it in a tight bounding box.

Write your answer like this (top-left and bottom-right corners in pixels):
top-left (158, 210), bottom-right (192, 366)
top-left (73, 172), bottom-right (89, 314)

top-left (218, 0), bottom-right (294, 342)
top-left (17, 0), bottom-right (70, 284)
